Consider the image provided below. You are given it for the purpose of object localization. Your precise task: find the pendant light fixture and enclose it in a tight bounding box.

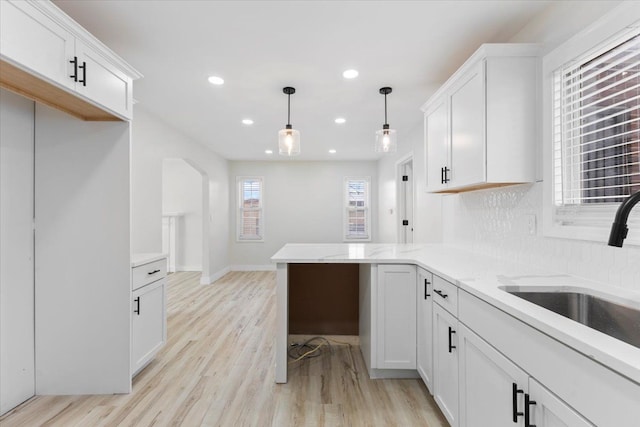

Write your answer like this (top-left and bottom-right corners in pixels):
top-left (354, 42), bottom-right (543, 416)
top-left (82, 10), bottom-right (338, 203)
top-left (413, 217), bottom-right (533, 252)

top-left (375, 87), bottom-right (397, 153)
top-left (278, 87), bottom-right (300, 156)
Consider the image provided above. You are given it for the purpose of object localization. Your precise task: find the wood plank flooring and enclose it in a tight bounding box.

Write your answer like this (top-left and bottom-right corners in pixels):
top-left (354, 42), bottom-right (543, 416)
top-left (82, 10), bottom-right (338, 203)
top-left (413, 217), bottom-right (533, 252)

top-left (0, 271), bottom-right (448, 427)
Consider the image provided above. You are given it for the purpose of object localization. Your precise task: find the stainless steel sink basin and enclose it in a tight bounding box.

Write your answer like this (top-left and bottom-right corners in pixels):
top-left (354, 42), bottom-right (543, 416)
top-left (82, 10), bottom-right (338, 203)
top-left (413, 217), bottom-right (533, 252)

top-left (501, 288), bottom-right (640, 349)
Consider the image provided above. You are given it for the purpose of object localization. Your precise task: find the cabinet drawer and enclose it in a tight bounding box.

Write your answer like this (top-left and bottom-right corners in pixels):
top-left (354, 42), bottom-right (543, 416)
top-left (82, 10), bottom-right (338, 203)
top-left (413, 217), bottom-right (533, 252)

top-left (432, 274), bottom-right (458, 315)
top-left (132, 259), bottom-right (166, 291)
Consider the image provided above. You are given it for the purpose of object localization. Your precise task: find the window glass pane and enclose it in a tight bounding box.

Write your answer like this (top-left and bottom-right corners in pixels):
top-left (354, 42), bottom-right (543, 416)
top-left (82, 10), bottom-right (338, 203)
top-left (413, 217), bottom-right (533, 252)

top-left (345, 178), bottom-right (369, 239)
top-left (238, 178), bottom-right (263, 240)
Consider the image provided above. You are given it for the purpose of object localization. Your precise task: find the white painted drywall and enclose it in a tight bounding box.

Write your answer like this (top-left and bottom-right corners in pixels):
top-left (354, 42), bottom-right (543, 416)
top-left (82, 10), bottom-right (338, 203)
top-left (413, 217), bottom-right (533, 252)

top-left (34, 104), bottom-right (131, 394)
top-left (131, 106), bottom-right (229, 283)
top-left (0, 89), bottom-right (35, 414)
top-left (377, 120), bottom-right (443, 244)
top-left (162, 158), bottom-right (202, 271)
top-left (229, 160), bottom-right (378, 267)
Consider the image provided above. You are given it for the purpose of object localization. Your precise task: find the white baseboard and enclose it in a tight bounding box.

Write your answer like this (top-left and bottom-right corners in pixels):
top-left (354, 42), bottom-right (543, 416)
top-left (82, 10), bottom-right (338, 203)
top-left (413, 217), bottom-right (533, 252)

top-left (201, 266), bottom-right (231, 285)
top-left (230, 264), bottom-right (276, 272)
top-left (177, 265), bottom-right (202, 272)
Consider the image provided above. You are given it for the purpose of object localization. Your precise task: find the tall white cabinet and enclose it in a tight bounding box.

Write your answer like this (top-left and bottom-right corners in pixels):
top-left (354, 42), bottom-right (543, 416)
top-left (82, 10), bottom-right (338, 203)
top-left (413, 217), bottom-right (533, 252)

top-left (0, 89), bottom-right (35, 415)
top-left (0, 0), bottom-right (141, 415)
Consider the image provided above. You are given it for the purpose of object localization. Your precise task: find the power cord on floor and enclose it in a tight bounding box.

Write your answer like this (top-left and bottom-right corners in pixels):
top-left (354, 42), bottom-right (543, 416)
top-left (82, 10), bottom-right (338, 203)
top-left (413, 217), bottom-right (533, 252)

top-left (287, 336), bottom-right (353, 364)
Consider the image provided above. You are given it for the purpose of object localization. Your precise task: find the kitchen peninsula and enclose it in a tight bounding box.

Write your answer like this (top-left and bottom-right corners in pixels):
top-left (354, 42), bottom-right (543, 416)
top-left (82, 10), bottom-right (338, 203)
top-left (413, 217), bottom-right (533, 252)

top-left (271, 243), bottom-right (640, 427)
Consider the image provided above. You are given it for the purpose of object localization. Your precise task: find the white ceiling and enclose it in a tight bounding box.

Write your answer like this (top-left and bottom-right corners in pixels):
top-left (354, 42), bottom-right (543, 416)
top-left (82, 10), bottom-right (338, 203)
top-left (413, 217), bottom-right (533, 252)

top-left (53, 0), bottom-right (554, 161)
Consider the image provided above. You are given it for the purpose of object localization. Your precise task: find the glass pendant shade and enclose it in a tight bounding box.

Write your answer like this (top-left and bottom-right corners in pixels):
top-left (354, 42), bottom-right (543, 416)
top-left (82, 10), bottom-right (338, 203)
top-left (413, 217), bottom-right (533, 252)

top-left (278, 126), bottom-right (301, 156)
top-left (375, 127), bottom-right (397, 153)
top-left (279, 87), bottom-right (300, 156)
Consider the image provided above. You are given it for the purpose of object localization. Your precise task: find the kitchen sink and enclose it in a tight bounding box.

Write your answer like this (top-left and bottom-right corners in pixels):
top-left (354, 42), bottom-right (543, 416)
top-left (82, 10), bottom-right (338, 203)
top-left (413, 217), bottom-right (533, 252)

top-left (500, 287), bottom-right (640, 349)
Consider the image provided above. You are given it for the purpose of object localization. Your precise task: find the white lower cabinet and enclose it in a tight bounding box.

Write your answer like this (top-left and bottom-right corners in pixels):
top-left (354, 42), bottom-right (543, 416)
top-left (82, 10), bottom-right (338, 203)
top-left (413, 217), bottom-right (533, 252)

top-left (416, 267), bottom-right (434, 393)
top-left (376, 264), bottom-right (417, 369)
top-left (528, 379), bottom-right (594, 427)
top-left (131, 278), bottom-right (166, 376)
top-left (458, 324), bottom-right (529, 427)
top-left (433, 302), bottom-right (459, 427)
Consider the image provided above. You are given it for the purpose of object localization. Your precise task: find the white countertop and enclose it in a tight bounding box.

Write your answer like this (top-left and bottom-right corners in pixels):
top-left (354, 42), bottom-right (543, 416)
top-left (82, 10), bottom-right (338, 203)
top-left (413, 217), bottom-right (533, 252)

top-left (131, 252), bottom-right (167, 268)
top-left (272, 243), bottom-right (640, 384)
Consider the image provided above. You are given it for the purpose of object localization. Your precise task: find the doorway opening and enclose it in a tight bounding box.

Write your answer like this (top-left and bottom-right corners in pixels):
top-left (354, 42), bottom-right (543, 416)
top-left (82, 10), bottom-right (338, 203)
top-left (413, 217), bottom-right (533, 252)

top-left (397, 155), bottom-right (414, 243)
top-left (161, 158), bottom-right (210, 284)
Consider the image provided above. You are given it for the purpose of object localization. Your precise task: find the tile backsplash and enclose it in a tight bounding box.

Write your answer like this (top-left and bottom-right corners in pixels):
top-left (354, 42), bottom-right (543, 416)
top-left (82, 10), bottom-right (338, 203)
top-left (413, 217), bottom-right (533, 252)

top-left (442, 182), bottom-right (640, 292)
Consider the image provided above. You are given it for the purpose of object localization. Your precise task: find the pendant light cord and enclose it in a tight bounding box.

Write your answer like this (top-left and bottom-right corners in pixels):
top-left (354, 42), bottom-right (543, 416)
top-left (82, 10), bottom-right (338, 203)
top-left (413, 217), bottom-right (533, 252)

top-left (384, 93), bottom-right (388, 125)
top-left (287, 93), bottom-right (291, 126)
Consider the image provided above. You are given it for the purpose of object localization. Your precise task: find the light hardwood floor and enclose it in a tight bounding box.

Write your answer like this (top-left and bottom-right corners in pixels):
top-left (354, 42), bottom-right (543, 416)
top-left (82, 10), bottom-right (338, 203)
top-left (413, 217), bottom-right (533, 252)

top-left (0, 271), bottom-right (448, 427)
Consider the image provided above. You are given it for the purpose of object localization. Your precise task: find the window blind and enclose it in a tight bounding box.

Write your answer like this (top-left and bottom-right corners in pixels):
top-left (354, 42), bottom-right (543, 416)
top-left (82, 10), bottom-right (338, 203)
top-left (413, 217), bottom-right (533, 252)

top-left (239, 178), bottom-right (263, 240)
top-left (553, 32), bottom-right (640, 227)
top-left (345, 179), bottom-right (369, 239)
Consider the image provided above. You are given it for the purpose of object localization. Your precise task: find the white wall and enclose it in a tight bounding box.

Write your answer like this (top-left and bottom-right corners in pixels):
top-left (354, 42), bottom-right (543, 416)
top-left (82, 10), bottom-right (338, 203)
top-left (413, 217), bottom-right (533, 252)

top-left (377, 119), bottom-right (443, 244)
top-left (375, 0), bottom-right (640, 292)
top-left (229, 161), bottom-right (378, 267)
top-left (162, 158), bottom-right (202, 271)
top-left (132, 106), bottom-right (229, 283)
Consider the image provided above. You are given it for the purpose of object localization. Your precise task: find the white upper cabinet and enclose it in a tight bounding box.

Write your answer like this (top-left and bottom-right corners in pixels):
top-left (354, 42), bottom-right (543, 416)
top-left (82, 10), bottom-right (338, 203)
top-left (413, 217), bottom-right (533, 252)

top-left (0, 0), bottom-right (140, 121)
top-left (422, 44), bottom-right (539, 193)
top-left (0, 0), bottom-right (75, 90)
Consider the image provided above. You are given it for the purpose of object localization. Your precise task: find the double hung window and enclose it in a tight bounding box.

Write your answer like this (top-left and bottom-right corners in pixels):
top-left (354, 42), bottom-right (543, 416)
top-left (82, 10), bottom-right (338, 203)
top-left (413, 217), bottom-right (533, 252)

top-left (344, 177), bottom-right (370, 241)
top-left (237, 177), bottom-right (263, 241)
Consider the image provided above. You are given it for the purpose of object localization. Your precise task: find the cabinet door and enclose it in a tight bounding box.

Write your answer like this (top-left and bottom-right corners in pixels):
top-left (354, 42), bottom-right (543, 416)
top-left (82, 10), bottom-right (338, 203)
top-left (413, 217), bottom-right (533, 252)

top-left (75, 40), bottom-right (133, 119)
top-left (132, 279), bottom-right (166, 375)
top-left (0, 90), bottom-right (35, 416)
top-left (450, 60), bottom-right (485, 188)
top-left (458, 324), bottom-right (529, 427)
top-left (433, 302), bottom-right (459, 427)
top-left (376, 264), bottom-right (417, 369)
top-left (0, 0), bottom-right (75, 90)
top-left (425, 100), bottom-right (449, 192)
top-left (417, 267), bottom-right (434, 393)
top-left (528, 379), bottom-right (595, 427)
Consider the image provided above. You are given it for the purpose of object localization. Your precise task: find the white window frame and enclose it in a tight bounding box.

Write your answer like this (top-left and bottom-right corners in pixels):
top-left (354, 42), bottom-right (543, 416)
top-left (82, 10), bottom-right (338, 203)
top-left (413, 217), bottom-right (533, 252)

top-left (343, 176), bottom-right (371, 241)
top-left (542, 3), bottom-right (640, 246)
top-left (236, 176), bottom-right (264, 242)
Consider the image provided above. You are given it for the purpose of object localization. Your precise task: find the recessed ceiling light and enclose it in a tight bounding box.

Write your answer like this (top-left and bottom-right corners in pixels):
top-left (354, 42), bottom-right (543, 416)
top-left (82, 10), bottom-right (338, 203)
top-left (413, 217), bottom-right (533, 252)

top-left (265, 149), bottom-right (273, 154)
top-left (329, 149), bottom-right (337, 154)
top-left (242, 119), bottom-right (254, 125)
top-left (334, 117), bottom-right (346, 124)
top-left (208, 75), bottom-right (224, 85)
top-left (342, 69), bottom-right (359, 79)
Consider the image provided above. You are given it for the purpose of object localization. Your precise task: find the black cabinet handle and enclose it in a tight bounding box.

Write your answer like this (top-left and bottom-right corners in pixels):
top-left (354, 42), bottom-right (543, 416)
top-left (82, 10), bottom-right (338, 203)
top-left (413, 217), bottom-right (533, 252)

top-left (434, 289), bottom-right (448, 299)
top-left (69, 56), bottom-right (78, 81)
top-left (440, 167), bottom-right (444, 184)
top-left (512, 383), bottom-right (524, 422)
top-left (443, 167), bottom-right (450, 183)
top-left (448, 326), bottom-right (456, 353)
top-left (134, 297), bottom-right (140, 315)
top-left (148, 269), bottom-right (161, 275)
top-left (525, 393), bottom-right (537, 427)
top-left (78, 61), bottom-right (86, 86)
top-left (424, 278), bottom-right (431, 299)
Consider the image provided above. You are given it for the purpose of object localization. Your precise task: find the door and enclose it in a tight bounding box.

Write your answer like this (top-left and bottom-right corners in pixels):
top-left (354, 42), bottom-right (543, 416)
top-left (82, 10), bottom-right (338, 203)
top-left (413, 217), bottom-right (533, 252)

top-left (458, 324), bottom-right (529, 427)
top-left (75, 40), bottom-right (133, 119)
top-left (425, 100), bottom-right (449, 192)
top-left (398, 158), bottom-right (414, 243)
top-left (132, 279), bottom-right (166, 375)
top-left (417, 268), bottom-right (434, 393)
top-left (0, 0), bottom-right (75, 91)
top-left (376, 264), bottom-right (416, 369)
top-left (433, 302), bottom-right (459, 427)
top-left (0, 89), bottom-right (35, 415)
top-left (450, 60), bottom-right (485, 188)
top-left (528, 379), bottom-right (595, 427)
